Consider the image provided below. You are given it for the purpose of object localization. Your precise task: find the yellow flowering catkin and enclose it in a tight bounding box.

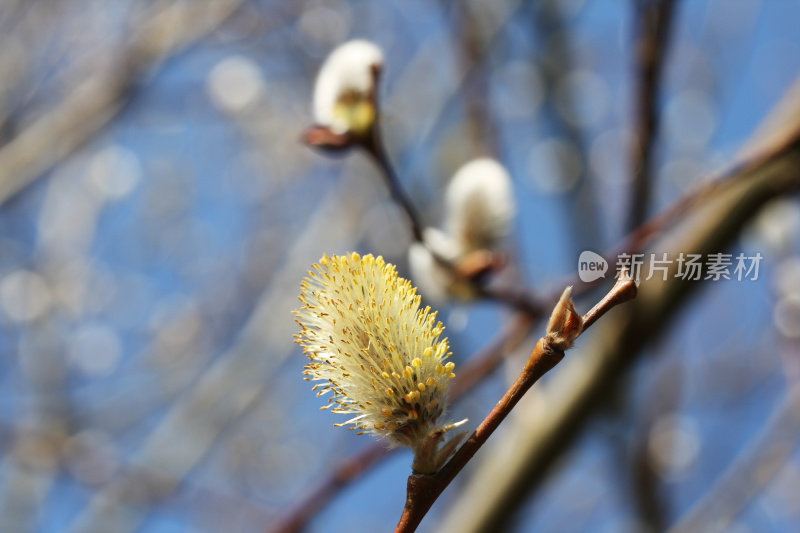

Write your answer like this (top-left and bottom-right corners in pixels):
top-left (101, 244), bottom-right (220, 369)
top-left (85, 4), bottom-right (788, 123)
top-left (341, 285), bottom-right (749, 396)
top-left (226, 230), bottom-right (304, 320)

top-left (294, 253), bottom-right (455, 447)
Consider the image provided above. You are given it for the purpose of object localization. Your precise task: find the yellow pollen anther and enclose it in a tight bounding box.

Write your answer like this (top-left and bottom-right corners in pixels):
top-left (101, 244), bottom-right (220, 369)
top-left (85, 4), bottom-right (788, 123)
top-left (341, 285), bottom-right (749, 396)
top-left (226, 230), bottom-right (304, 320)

top-left (296, 253), bottom-right (454, 442)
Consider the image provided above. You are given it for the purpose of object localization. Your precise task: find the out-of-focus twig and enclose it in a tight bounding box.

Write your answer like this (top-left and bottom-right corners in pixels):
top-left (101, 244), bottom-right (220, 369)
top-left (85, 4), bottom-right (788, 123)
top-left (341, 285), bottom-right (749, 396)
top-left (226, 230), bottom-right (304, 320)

top-left (361, 119), bottom-right (426, 243)
top-left (628, 358), bottom-right (684, 532)
top-left (0, 0), bottom-right (244, 205)
top-left (400, 0), bottom-right (524, 188)
top-left (628, 0), bottom-right (679, 229)
top-left (66, 167), bottom-right (372, 533)
top-left (445, 0), bottom-right (498, 154)
top-left (532, 0), bottom-right (603, 251)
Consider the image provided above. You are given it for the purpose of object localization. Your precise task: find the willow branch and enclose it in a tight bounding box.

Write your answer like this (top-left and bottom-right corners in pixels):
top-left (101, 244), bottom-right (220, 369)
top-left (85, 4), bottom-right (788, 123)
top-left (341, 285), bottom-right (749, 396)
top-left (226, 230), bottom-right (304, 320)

top-left (267, 310), bottom-right (539, 533)
top-left (394, 277), bottom-right (638, 532)
top-left (532, 0), bottom-right (603, 251)
top-left (361, 122), bottom-right (426, 243)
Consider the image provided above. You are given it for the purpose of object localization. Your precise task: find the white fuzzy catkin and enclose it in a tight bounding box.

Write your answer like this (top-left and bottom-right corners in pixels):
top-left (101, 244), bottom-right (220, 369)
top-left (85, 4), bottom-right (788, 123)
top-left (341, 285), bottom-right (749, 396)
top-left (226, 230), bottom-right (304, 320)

top-left (408, 228), bottom-right (468, 305)
top-left (445, 158), bottom-right (515, 252)
top-left (295, 253), bottom-right (456, 447)
top-left (312, 40), bottom-right (384, 135)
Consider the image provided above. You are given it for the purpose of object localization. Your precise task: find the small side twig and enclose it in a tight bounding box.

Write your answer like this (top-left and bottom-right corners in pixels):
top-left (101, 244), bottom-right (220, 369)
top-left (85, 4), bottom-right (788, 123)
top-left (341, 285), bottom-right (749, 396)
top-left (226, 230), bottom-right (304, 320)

top-left (359, 66), bottom-right (426, 243)
top-left (268, 444), bottom-right (390, 533)
top-left (394, 275), bottom-right (638, 532)
top-left (361, 124), bottom-right (548, 314)
top-left (361, 124), bottom-right (425, 243)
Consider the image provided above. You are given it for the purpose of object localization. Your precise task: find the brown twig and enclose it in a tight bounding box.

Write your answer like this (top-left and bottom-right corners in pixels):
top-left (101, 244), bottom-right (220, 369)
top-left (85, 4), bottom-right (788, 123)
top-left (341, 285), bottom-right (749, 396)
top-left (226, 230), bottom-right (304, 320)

top-left (267, 310), bottom-right (539, 533)
top-left (264, 130), bottom-right (785, 532)
top-left (394, 276), bottom-right (638, 532)
top-left (361, 123), bottom-right (426, 243)
top-left (532, 0), bottom-right (603, 252)
top-left (360, 114), bottom-right (551, 314)
top-left (628, 0), bottom-right (679, 229)
top-left (0, 0), bottom-right (245, 205)
top-left (267, 444), bottom-right (391, 533)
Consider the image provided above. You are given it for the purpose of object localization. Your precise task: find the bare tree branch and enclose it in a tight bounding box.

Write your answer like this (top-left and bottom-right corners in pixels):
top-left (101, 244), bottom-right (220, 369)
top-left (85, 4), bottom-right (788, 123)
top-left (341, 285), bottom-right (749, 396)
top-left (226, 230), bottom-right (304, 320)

top-left (0, 0), bottom-right (244, 205)
top-left (66, 166), bottom-right (374, 533)
top-left (628, 0), bottom-right (679, 229)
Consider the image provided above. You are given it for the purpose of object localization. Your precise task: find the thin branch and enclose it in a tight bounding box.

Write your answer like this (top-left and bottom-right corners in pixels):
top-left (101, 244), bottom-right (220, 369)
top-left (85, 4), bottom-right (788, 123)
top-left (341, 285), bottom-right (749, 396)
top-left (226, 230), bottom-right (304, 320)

top-left (359, 105), bottom-right (548, 314)
top-left (0, 0), bottom-right (245, 205)
top-left (628, 0), bottom-right (679, 229)
top-left (267, 444), bottom-right (391, 533)
top-left (474, 285), bottom-right (547, 317)
top-left (394, 276), bottom-right (638, 532)
top-left (361, 121), bottom-right (426, 243)
top-left (627, 358), bottom-right (684, 533)
top-left (267, 311), bottom-right (539, 533)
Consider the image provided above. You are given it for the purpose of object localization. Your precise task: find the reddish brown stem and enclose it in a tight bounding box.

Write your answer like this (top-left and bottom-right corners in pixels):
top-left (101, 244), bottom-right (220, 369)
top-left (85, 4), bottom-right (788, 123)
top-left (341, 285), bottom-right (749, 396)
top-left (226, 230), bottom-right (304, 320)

top-left (394, 276), bottom-right (638, 532)
top-left (395, 338), bottom-right (563, 532)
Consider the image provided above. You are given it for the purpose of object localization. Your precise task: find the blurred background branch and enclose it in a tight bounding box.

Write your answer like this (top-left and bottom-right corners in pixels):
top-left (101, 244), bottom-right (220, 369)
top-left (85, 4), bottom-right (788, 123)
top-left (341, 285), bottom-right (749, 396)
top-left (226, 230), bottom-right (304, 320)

top-left (0, 0), bottom-right (244, 205)
top-left (628, 0), bottom-right (678, 230)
